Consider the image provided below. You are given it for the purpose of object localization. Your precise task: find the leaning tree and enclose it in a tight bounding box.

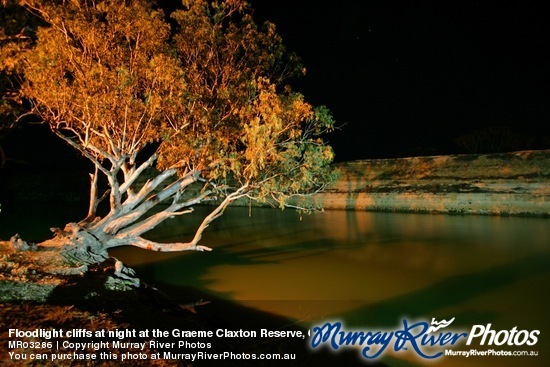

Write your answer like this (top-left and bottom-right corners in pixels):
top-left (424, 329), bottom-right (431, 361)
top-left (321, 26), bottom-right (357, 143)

top-left (1, 0), bottom-right (336, 273)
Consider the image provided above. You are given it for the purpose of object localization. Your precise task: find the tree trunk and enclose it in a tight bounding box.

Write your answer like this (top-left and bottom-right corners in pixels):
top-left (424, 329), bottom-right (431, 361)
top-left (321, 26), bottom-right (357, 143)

top-left (45, 223), bottom-right (109, 266)
top-left (28, 154), bottom-right (251, 290)
top-left (37, 181), bottom-right (248, 288)
top-left (86, 165), bottom-right (99, 220)
top-left (41, 223), bottom-right (140, 287)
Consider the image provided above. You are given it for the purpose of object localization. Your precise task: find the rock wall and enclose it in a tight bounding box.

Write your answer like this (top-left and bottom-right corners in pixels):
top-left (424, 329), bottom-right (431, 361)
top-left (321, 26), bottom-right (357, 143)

top-left (293, 150), bottom-right (550, 216)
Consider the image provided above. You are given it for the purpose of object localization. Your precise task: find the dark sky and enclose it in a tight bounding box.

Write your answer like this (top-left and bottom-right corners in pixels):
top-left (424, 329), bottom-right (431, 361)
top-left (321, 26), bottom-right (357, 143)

top-left (3, 1), bottom-right (550, 165)
top-left (250, 0), bottom-right (550, 161)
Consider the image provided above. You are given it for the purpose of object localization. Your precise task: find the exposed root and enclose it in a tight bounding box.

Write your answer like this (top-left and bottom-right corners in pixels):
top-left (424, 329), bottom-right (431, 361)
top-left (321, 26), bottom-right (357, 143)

top-left (113, 259), bottom-right (140, 288)
top-left (48, 264), bottom-right (89, 276)
top-left (9, 234), bottom-right (37, 252)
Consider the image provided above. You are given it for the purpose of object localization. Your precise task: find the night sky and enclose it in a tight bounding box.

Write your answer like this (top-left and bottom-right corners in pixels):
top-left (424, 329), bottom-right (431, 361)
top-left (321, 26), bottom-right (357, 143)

top-left (251, 0), bottom-right (550, 161)
top-left (3, 0), bottom-right (550, 166)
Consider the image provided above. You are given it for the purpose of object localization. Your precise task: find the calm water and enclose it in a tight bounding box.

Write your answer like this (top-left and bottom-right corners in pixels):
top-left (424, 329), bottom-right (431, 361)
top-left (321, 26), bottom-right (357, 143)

top-left (3, 203), bottom-right (548, 367)
top-left (110, 207), bottom-right (550, 367)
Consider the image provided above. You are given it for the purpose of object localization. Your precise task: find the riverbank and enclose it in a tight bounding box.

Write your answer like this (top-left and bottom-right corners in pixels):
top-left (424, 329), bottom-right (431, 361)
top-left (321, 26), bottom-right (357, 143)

top-left (0, 241), bottom-right (362, 367)
top-left (293, 149), bottom-right (550, 216)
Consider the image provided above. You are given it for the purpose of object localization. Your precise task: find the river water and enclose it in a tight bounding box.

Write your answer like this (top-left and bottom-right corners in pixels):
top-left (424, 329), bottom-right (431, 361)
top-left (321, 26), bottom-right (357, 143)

top-left (109, 206), bottom-right (550, 367)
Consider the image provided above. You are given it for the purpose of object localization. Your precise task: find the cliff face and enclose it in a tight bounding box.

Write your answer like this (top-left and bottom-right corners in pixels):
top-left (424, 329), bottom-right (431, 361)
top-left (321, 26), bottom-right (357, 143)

top-left (302, 150), bottom-right (550, 216)
top-left (9, 149), bottom-right (542, 217)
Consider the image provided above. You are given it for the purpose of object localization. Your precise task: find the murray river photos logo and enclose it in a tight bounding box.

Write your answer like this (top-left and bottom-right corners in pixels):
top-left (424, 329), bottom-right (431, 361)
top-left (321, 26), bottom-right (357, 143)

top-left (309, 317), bottom-right (540, 361)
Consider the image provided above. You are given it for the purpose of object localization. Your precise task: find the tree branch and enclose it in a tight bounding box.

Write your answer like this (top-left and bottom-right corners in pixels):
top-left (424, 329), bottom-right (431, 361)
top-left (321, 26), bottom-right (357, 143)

top-left (97, 172), bottom-right (198, 234)
top-left (119, 152), bottom-right (158, 196)
top-left (108, 236), bottom-right (213, 252)
top-left (122, 169), bottom-right (186, 212)
top-left (86, 165), bottom-right (99, 219)
top-left (52, 129), bottom-right (111, 178)
top-left (109, 206), bottom-right (193, 236)
top-left (115, 189), bottom-right (215, 237)
top-left (186, 184), bottom-right (249, 246)
top-left (109, 184), bottom-right (249, 251)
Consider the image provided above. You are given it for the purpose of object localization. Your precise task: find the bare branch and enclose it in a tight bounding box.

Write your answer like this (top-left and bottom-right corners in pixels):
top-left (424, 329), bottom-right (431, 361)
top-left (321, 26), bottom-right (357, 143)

top-left (108, 205), bottom-right (193, 236)
top-left (116, 189), bottom-right (215, 237)
top-left (60, 125), bottom-right (117, 164)
top-left (186, 184), bottom-right (249, 246)
top-left (108, 236), bottom-right (212, 252)
top-left (86, 165), bottom-right (99, 219)
top-left (52, 129), bottom-right (111, 178)
top-left (120, 168), bottom-right (180, 211)
top-left (106, 189), bottom-right (248, 252)
top-left (118, 152), bottom-right (158, 195)
top-left (97, 172), bottom-right (198, 234)
top-left (102, 128), bottom-right (122, 158)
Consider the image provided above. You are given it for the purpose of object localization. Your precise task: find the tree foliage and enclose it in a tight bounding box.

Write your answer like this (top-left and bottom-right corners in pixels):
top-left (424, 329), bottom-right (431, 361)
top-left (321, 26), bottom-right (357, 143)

top-left (0, 0), bottom-right (337, 255)
top-left (455, 126), bottom-right (533, 154)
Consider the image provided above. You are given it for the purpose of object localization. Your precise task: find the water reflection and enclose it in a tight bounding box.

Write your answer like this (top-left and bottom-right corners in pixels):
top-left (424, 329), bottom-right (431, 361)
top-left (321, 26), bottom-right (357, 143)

top-left (110, 207), bottom-right (550, 367)
top-left (111, 208), bottom-right (550, 303)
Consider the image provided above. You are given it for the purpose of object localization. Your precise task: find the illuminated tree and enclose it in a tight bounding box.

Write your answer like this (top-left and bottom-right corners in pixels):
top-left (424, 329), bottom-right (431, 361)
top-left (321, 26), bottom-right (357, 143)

top-left (1, 0), bottom-right (336, 271)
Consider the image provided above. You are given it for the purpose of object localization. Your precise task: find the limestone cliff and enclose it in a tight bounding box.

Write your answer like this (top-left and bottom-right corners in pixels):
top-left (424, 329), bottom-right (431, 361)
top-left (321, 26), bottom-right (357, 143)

top-left (306, 150), bottom-right (550, 216)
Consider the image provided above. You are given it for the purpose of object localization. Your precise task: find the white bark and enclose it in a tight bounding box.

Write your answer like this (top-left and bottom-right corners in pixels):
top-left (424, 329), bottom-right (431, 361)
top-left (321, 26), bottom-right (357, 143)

top-left (87, 165), bottom-right (99, 219)
top-left (119, 153), bottom-right (158, 197)
top-left (185, 186), bottom-right (248, 246)
top-left (46, 131), bottom-right (252, 258)
top-left (104, 185), bottom-right (248, 252)
top-left (121, 168), bottom-right (180, 211)
top-left (108, 236), bottom-right (213, 252)
top-left (98, 172), bottom-right (197, 234)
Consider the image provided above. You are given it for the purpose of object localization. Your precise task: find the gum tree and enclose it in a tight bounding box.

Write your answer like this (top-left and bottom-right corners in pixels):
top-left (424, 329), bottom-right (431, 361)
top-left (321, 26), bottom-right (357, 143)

top-left (1, 0), bottom-right (336, 270)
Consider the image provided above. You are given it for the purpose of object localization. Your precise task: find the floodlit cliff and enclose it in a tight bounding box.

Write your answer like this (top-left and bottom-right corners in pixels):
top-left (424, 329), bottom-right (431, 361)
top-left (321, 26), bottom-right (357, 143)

top-left (307, 150), bottom-right (550, 216)
top-left (5, 150), bottom-right (547, 218)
